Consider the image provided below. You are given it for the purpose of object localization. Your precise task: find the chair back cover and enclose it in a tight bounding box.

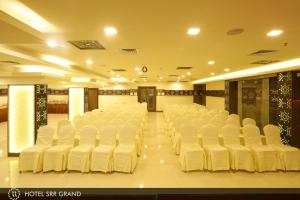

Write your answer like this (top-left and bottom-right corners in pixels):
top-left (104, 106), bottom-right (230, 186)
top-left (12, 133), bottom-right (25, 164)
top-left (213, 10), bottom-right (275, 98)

top-left (263, 124), bottom-right (282, 145)
top-left (242, 124), bottom-right (262, 145)
top-left (100, 125), bottom-right (117, 146)
top-left (242, 118), bottom-right (256, 127)
top-left (119, 125), bottom-right (137, 145)
top-left (74, 118), bottom-right (90, 129)
top-left (78, 125), bottom-right (98, 145)
top-left (57, 125), bottom-right (75, 145)
top-left (221, 125), bottom-right (240, 145)
top-left (180, 125), bottom-right (198, 144)
top-left (36, 126), bottom-right (55, 146)
top-left (200, 124), bottom-right (219, 145)
top-left (226, 117), bottom-right (240, 127)
top-left (57, 119), bottom-right (71, 133)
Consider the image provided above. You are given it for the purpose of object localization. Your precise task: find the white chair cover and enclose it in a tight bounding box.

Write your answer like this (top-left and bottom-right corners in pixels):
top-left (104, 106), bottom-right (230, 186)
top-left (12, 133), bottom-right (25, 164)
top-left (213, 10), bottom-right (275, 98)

top-left (91, 125), bottom-right (117, 172)
top-left (19, 126), bottom-right (55, 172)
top-left (264, 124), bottom-right (300, 171)
top-left (67, 126), bottom-right (97, 172)
top-left (200, 124), bottom-right (230, 171)
top-left (242, 118), bottom-right (256, 127)
top-left (243, 124), bottom-right (278, 172)
top-left (113, 125), bottom-right (137, 173)
top-left (221, 125), bottom-right (254, 171)
top-left (43, 125), bottom-right (75, 172)
top-left (57, 119), bottom-right (71, 134)
top-left (179, 125), bottom-right (205, 171)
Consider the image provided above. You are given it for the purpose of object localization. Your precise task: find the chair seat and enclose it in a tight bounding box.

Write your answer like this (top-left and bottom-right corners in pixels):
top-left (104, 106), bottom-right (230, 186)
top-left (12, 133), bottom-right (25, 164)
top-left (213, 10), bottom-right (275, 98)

top-left (93, 145), bottom-right (114, 153)
top-left (71, 145), bottom-right (94, 153)
top-left (269, 144), bottom-right (299, 152)
top-left (46, 145), bottom-right (72, 152)
top-left (22, 145), bottom-right (49, 153)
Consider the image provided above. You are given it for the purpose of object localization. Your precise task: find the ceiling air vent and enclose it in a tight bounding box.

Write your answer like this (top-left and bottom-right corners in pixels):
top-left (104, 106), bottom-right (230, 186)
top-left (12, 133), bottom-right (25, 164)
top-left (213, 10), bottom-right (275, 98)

top-left (227, 28), bottom-right (244, 35)
top-left (167, 81), bottom-right (177, 83)
top-left (250, 50), bottom-right (277, 56)
top-left (111, 69), bottom-right (126, 72)
top-left (176, 66), bottom-right (192, 70)
top-left (121, 48), bottom-right (138, 54)
top-left (251, 60), bottom-right (279, 65)
top-left (179, 80), bottom-right (189, 82)
top-left (0, 60), bottom-right (20, 65)
top-left (68, 40), bottom-right (105, 50)
top-left (168, 74), bottom-right (179, 77)
top-left (139, 76), bottom-right (148, 79)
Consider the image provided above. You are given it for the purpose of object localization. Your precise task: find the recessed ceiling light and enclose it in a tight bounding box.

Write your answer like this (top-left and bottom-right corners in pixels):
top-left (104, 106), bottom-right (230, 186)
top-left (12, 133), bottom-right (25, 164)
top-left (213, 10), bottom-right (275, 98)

top-left (181, 75), bottom-right (185, 78)
top-left (104, 27), bottom-right (117, 36)
top-left (134, 67), bottom-right (140, 71)
top-left (86, 59), bottom-right (93, 65)
top-left (224, 68), bottom-right (230, 72)
top-left (187, 27), bottom-right (200, 35)
top-left (210, 72), bottom-right (215, 76)
top-left (186, 72), bottom-right (191, 75)
top-left (208, 60), bottom-right (215, 65)
top-left (110, 71), bottom-right (115, 75)
top-left (159, 77), bottom-right (163, 79)
top-left (267, 29), bottom-right (283, 37)
top-left (160, 160), bottom-right (164, 164)
top-left (47, 39), bottom-right (58, 48)
top-left (138, 71), bottom-right (142, 75)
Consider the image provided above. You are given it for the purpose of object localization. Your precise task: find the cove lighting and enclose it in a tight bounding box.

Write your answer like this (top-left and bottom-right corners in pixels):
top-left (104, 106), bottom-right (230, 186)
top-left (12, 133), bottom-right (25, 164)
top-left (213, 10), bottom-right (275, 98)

top-left (71, 77), bottom-right (91, 83)
top-left (9, 85), bottom-right (35, 154)
top-left (111, 77), bottom-right (128, 82)
top-left (19, 65), bottom-right (65, 76)
top-left (267, 29), bottom-right (283, 37)
top-left (42, 55), bottom-right (72, 68)
top-left (193, 58), bottom-right (300, 84)
top-left (0, 0), bottom-right (57, 33)
top-left (187, 27), bottom-right (200, 35)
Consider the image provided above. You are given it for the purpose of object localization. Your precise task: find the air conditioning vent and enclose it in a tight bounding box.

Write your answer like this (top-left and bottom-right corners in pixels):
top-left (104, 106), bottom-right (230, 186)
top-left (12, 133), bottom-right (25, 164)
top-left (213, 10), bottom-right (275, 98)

top-left (121, 48), bottom-right (138, 54)
top-left (111, 69), bottom-right (126, 72)
top-left (68, 40), bottom-right (105, 50)
top-left (251, 60), bottom-right (279, 65)
top-left (168, 74), bottom-right (179, 77)
top-left (0, 60), bottom-right (20, 65)
top-left (176, 66), bottom-right (192, 70)
top-left (179, 80), bottom-right (189, 82)
top-left (167, 81), bottom-right (177, 83)
top-left (227, 28), bottom-right (244, 35)
top-left (139, 76), bottom-right (148, 78)
top-left (250, 50), bottom-right (277, 56)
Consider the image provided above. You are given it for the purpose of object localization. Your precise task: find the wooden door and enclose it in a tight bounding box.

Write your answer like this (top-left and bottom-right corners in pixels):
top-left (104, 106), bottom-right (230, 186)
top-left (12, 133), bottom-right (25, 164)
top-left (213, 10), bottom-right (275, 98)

top-left (87, 88), bottom-right (99, 111)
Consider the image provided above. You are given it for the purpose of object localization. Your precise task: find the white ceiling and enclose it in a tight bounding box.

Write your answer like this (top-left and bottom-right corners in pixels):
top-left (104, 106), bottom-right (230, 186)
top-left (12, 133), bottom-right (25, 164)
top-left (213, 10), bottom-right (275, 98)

top-left (1, 0), bottom-right (300, 85)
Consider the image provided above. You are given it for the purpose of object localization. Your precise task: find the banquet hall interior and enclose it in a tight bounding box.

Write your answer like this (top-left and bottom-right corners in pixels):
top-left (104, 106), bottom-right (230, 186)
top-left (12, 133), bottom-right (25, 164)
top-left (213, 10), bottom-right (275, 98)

top-left (0, 0), bottom-right (300, 189)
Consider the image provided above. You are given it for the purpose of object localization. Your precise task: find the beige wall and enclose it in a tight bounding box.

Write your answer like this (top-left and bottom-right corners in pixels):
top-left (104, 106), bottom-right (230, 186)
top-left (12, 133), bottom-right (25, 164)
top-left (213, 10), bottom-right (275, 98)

top-left (206, 81), bottom-right (225, 110)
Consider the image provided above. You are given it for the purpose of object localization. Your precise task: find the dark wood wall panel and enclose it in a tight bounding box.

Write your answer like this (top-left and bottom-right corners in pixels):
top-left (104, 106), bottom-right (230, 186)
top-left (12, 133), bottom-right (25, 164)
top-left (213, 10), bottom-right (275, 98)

top-left (193, 84), bottom-right (206, 105)
top-left (225, 81), bottom-right (238, 114)
top-left (87, 88), bottom-right (99, 111)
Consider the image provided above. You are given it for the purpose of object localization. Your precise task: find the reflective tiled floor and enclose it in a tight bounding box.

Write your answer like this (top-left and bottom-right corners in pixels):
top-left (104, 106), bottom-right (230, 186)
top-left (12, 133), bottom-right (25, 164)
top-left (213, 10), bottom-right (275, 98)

top-left (0, 113), bottom-right (300, 188)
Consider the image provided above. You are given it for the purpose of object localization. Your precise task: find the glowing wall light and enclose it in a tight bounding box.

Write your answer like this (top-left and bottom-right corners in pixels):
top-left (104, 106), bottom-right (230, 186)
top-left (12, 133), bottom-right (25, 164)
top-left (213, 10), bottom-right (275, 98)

top-left (69, 88), bottom-right (84, 124)
top-left (8, 85), bottom-right (35, 154)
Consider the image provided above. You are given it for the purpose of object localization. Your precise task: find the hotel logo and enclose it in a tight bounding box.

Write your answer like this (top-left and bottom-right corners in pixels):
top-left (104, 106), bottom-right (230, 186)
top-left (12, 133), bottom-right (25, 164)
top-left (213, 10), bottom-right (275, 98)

top-left (8, 188), bottom-right (21, 200)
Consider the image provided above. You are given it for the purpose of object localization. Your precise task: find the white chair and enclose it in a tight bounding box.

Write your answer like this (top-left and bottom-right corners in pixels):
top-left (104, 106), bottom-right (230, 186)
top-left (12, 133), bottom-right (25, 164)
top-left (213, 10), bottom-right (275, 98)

top-left (67, 126), bottom-right (98, 172)
top-left (242, 118), bottom-right (256, 127)
top-left (57, 119), bottom-right (71, 134)
top-left (19, 126), bottom-right (55, 173)
top-left (179, 125), bottom-right (205, 171)
top-left (226, 117), bottom-right (240, 128)
top-left (200, 124), bottom-right (230, 171)
top-left (91, 125), bottom-right (117, 172)
top-left (228, 114), bottom-right (240, 120)
top-left (264, 125), bottom-right (300, 171)
top-left (113, 125), bottom-right (137, 173)
top-left (73, 115), bottom-right (90, 129)
top-left (221, 125), bottom-right (254, 171)
top-left (242, 124), bottom-right (278, 172)
top-left (43, 125), bottom-right (75, 172)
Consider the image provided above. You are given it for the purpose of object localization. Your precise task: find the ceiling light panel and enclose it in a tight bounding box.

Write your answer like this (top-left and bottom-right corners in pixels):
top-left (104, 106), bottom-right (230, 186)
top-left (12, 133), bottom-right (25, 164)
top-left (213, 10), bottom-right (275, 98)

top-left (104, 27), bottom-right (118, 36)
top-left (187, 27), bottom-right (200, 35)
top-left (267, 29), bottom-right (283, 37)
top-left (69, 40), bottom-right (105, 50)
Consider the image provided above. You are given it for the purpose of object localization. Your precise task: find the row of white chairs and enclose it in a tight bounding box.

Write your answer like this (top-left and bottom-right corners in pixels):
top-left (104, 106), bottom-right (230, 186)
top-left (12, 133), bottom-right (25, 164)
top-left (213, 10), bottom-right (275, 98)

top-left (163, 104), bottom-right (300, 172)
top-left (19, 103), bottom-right (147, 173)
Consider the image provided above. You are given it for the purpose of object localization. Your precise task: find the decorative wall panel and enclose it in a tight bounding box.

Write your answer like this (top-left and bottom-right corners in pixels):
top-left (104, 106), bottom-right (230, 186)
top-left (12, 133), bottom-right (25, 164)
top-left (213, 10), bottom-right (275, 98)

top-left (225, 81), bottom-right (230, 111)
top-left (277, 72), bottom-right (292, 144)
top-left (34, 85), bottom-right (48, 139)
top-left (48, 89), bottom-right (68, 95)
top-left (205, 90), bottom-right (225, 97)
top-left (269, 77), bottom-right (278, 125)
